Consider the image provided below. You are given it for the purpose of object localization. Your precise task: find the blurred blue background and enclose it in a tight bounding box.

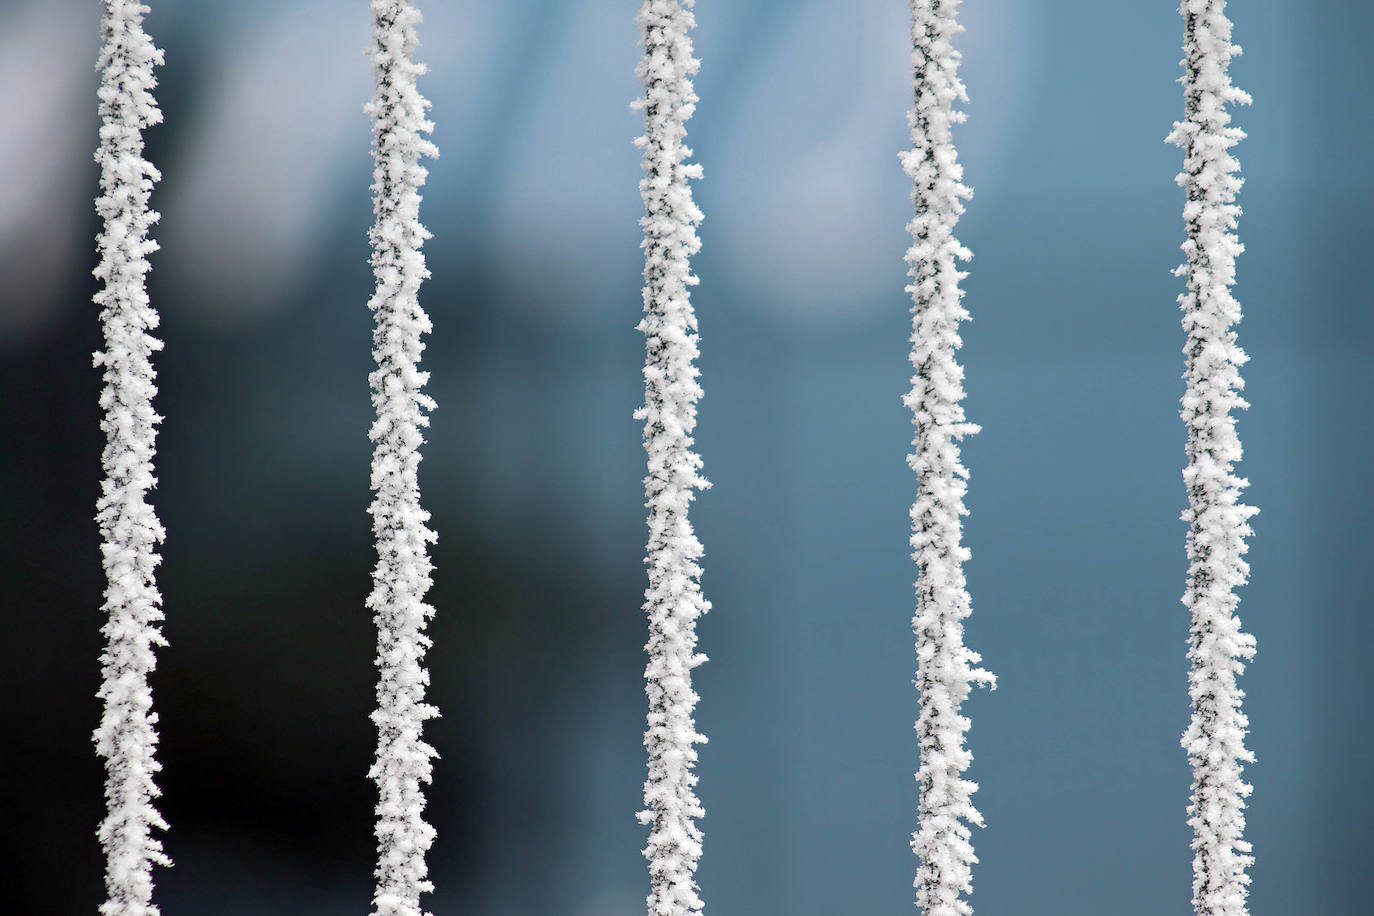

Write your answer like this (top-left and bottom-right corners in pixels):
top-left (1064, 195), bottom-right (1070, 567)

top-left (2, 0), bottom-right (1371, 913)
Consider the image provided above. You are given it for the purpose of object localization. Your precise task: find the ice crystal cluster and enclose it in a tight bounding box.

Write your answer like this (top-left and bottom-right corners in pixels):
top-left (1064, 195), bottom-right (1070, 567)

top-left (91, 3), bottom-right (169, 915)
top-left (364, 3), bottom-right (440, 915)
top-left (1166, 2), bottom-right (1257, 914)
top-left (900, 2), bottom-right (995, 914)
top-left (632, 2), bottom-right (710, 915)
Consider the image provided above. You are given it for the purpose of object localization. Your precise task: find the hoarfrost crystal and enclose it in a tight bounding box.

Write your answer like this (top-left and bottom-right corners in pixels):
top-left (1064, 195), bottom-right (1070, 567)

top-left (92, 3), bottom-right (169, 914)
top-left (365, 3), bottom-right (440, 915)
top-left (902, 3), bottom-right (995, 915)
top-left (1167, 2), bottom-right (1257, 914)
top-left (632, 3), bottom-right (710, 915)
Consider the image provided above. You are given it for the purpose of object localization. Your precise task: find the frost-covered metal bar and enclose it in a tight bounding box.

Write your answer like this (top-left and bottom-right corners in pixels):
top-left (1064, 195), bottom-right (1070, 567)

top-left (902, 2), bottom-right (995, 914)
top-left (633, 2), bottom-right (710, 914)
top-left (1167, 2), bottom-right (1257, 914)
top-left (91, 3), bottom-right (170, 914)
top-left (364, 3), bottom-right (440, 915)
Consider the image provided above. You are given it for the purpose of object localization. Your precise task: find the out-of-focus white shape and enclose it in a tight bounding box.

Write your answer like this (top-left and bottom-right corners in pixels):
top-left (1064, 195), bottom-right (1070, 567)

top-left (484, 0), bottom-right (643, 318)
top-left (0, 0), bottom-right (98, 349)
top-left (406, 0), bottom-right (494, 190)
top-left (713, 0), bottom-right (1039, 324)
top-left (574, 889), bottom-right (642, 916)
top-left (157, 0), bottom-right (372, 326)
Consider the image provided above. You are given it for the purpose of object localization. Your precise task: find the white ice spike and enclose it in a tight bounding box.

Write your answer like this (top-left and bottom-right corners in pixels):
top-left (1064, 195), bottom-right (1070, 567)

top-left (903, 3), bottom-right (996, 915)
top-left (365, 3), bottom-right (441, 915)
top-left (92, 3), bottom-right (170, 914)
top-left (633, 3), bottom-right (710, 915)
top-left (1167, 2), bottom-right (1258, 914)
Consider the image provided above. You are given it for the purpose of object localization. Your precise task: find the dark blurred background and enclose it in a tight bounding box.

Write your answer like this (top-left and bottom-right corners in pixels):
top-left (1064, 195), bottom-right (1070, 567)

top-left (3, 0), bottom-right (1371, 913)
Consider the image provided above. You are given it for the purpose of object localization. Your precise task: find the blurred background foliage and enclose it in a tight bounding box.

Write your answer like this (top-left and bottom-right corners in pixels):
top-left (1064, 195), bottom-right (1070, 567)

top-left (2, 0), bottom-right (1371, 913)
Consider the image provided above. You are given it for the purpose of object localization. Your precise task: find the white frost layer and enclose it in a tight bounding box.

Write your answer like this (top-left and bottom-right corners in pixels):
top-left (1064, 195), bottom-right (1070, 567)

top-left (901, 3), bottom-right (995, 915)
top-left (1166, 3), bottom-right (1257, 915)
top-left (632, 3), bottom-right (709, 916)
top-left (365, 4), bottom-right (440, 916)
top-left (92, 3), bottom-right (169, 915)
